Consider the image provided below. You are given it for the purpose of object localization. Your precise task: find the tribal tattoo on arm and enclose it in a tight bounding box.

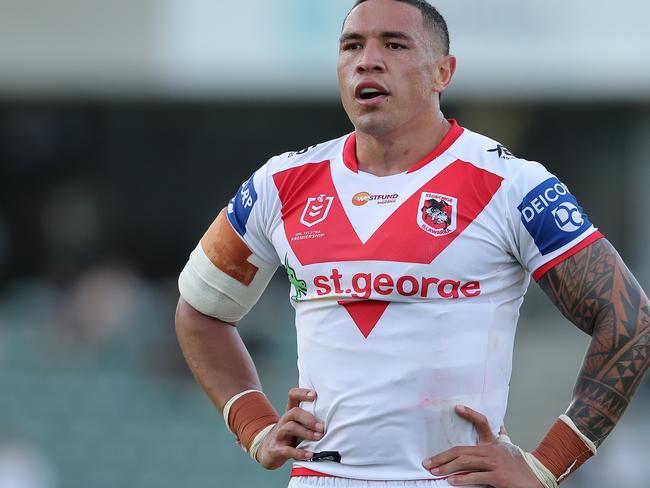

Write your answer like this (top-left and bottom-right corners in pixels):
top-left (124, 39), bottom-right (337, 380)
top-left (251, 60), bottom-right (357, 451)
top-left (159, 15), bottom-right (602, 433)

top-left (538, 238), bottom-right (650, 447)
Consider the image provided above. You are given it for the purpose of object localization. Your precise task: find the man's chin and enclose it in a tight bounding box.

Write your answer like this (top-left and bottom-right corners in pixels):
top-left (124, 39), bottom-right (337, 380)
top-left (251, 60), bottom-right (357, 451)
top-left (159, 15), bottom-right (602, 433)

top-left (351, 114), bottom-right (396, 136)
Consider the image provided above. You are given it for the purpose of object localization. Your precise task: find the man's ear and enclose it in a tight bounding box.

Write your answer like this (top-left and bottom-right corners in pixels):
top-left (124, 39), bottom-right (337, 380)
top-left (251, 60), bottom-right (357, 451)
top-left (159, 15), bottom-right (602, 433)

top-left (434, 55), bottom-right (457, 94)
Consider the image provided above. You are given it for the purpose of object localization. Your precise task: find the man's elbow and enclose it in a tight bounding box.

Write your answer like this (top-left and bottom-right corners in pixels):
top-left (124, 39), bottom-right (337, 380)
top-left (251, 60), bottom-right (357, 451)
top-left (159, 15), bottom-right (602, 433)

top-left (175, 296), bottom-right (191, 330)
top-left (175, 297), bottom-right (197, 337)
top-left (175, 296), bottom-right (237, 337)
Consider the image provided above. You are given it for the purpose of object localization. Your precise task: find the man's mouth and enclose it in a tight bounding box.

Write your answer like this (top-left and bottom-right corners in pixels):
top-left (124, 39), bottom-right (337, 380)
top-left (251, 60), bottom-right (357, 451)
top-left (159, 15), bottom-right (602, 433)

top-left (358, 87), bottom-right (388, 100)
top-left (355, 84), bottom-right (390, 105)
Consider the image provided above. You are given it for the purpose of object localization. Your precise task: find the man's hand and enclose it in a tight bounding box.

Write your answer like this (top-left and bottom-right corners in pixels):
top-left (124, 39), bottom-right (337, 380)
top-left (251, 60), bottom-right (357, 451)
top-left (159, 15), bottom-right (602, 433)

top-left (422, 405), bottom-right (543, 487)
top-left (256, 388), bottom-right (325, 470)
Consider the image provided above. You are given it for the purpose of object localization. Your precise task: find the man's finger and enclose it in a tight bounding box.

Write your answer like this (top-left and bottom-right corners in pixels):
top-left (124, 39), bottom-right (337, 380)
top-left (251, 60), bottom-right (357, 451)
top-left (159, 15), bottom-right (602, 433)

top-left (276, 445), bottom-right (314, 462)
top-left (448, 471), bottom-right (492, 486)
top-left (423, 446), bottom-right (487, 470)
top-left (499, 424), bottom-right (508, 436)
top-left (275, 420), bottom-right (324, 443)
top-left (282, 407), bottom-right (325, 433)
top-left (286, 388), bottom-right (316, 411)
top-left (428, 455), bottom-right (492, 477)
top-left (454, 405), bottom-right (497, 444)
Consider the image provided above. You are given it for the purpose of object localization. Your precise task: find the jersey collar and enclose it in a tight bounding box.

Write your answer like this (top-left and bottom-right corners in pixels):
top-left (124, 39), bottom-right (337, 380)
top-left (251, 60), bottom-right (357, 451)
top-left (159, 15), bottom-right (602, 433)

top-left (342, 119), bottom-right (464, 174)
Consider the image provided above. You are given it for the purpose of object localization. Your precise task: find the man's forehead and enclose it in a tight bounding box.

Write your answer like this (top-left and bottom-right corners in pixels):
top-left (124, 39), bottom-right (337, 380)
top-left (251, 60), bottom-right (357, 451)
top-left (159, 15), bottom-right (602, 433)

top-left (342, 0), bottom-right (425, 39)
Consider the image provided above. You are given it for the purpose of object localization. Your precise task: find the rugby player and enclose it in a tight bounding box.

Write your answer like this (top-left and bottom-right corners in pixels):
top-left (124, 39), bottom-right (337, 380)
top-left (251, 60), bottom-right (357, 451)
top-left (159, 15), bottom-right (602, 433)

top-left (175, 1), bottom-right (650, 486)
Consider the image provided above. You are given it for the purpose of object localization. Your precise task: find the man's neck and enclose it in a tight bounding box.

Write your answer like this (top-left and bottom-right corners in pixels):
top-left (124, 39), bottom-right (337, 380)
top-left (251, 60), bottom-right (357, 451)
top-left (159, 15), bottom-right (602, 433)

top-left (355, 114), bottom-right (450, 177)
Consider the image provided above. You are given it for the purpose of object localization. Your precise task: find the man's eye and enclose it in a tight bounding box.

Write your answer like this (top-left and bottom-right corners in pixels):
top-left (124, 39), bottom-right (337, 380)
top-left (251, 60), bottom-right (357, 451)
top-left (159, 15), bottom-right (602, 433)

top-left (386, 43), bottom-right (405, 50)
top-left (342, 43), bottom-right (362, 51)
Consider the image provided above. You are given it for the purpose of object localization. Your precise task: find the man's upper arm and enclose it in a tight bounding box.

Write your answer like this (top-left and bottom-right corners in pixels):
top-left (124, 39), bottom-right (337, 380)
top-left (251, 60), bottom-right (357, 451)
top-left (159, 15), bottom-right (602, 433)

top-left (537, 238), bottom-right (650, 444)
top-left (537, 238), bottom-right (649, 337)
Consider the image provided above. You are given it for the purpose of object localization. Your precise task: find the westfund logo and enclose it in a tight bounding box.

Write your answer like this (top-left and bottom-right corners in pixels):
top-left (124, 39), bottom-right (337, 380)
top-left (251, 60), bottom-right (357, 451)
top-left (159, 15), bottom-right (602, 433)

top-left (352, 192), bottom-right (398, 206)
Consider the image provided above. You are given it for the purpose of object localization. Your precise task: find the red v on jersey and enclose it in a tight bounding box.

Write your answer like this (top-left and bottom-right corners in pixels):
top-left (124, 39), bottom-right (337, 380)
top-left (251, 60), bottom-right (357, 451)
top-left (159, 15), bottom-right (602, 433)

top-left (273, 160), bottom-right (504, 265)
top-left (338, 300), bottom-right (390, 338)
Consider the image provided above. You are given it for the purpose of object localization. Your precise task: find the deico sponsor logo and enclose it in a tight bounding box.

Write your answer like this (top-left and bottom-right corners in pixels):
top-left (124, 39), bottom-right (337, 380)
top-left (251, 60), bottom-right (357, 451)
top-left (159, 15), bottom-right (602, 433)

top-left (552, 202), bottom-right (584, 232)
top-left (517, 177), bottom-right (591, 256)
top-left (352, 191), bottom-right (398, 206)
top-left (519, 180), bottom-right (569, 224)
top-left (313, 269), bottom-right (481, 300)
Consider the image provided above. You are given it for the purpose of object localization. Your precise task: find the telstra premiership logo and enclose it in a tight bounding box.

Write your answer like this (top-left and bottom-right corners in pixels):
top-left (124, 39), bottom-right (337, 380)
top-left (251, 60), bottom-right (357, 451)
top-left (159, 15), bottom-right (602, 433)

top-left (300, 194), bottom-right (334, 227)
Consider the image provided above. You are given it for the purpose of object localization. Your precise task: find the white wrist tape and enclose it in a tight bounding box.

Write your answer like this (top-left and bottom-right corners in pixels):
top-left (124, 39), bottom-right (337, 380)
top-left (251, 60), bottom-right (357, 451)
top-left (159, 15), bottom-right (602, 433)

top-left (517, 448), bottom-right (559, 488)
top-left (500, 414), bottom-right (598, 488)
top-left (248, 423), bottom-right (276, 462)
top-left (498, 433), bottom-right (512, 444)
top-left (499, 432), bottom-right (557, 488)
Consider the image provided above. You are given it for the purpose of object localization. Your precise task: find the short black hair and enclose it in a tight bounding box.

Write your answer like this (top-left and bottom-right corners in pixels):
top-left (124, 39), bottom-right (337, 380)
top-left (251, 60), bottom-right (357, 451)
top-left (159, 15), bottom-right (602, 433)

top-left (346, 0), bottom-right (450, 55)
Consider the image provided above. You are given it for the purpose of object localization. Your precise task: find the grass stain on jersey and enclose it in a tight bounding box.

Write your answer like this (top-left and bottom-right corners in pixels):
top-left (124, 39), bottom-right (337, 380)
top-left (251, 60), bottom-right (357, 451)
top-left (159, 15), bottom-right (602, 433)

top-left (285, 255), bottom-right (307, 302)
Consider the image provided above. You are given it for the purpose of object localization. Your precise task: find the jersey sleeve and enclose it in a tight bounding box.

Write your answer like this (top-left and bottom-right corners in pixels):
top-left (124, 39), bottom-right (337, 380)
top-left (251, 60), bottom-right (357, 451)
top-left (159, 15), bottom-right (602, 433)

top-left (226, 163), bottom-right (280, 267)
top-left (506, 161), bottom-right (604, 281)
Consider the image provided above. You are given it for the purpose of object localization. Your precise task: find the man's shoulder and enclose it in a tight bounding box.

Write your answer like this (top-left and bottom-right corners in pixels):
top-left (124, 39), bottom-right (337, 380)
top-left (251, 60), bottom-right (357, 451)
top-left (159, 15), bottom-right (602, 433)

top-left (259, 133), bottom-right (350, 177)
top-left (452, 126), bottom-right (544, 181)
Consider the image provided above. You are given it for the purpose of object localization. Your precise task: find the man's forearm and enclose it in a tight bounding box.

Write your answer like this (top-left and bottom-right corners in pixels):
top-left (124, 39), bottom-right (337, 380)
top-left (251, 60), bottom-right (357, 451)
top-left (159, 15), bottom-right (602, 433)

top-left (175, 297), bottom-right (263, 412)
top-left (538, 238), bottom-right (650, 446)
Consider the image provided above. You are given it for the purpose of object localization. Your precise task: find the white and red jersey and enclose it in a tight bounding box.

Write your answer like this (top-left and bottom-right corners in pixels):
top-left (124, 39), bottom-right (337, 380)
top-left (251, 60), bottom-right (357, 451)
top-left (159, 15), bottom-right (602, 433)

top-left (213, 120), bottom-right (602, 482)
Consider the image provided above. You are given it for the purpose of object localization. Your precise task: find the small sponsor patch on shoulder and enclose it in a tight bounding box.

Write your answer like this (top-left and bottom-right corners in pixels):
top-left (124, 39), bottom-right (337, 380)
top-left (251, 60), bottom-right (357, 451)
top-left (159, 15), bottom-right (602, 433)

top-left (227, 174), bottom-right (258, 236)
top-left (517, 177), bottom-right (592, 255)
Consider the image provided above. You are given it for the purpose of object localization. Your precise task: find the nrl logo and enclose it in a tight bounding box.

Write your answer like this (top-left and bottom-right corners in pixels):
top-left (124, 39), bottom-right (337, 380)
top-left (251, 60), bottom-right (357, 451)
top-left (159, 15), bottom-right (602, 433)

top-left (300, 193), bottom-right (334, 227)
top-left (417, 192), bottom-right (457, 237)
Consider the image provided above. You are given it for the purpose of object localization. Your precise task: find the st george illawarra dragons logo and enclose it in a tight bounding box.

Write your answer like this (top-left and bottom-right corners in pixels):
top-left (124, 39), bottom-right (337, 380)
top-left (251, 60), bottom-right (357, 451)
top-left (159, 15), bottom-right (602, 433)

top-left (417, 192), bottom-right (457, 237)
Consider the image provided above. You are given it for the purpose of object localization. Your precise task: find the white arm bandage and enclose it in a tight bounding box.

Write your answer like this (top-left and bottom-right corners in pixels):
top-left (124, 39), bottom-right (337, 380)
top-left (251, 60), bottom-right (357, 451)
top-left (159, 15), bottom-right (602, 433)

top-left (178, 244), bottom-right (276, 323)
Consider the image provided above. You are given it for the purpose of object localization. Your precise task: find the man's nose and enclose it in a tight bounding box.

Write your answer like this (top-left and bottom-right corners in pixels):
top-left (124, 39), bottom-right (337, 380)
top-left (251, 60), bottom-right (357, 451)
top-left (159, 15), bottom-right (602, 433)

top-left (356, 41), bottom-right (385, 73)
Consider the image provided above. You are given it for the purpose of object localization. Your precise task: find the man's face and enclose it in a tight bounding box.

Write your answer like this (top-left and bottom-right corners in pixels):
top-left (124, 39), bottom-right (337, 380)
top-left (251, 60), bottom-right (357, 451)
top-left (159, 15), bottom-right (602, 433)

top-left (338, 0), bottom-right (443, 136)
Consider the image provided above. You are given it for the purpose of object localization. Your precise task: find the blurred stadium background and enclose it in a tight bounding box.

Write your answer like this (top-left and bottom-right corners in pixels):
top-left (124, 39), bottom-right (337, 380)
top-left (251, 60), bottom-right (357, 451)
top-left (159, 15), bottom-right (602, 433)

top-left (0, 1), bottom-right (649, 487)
